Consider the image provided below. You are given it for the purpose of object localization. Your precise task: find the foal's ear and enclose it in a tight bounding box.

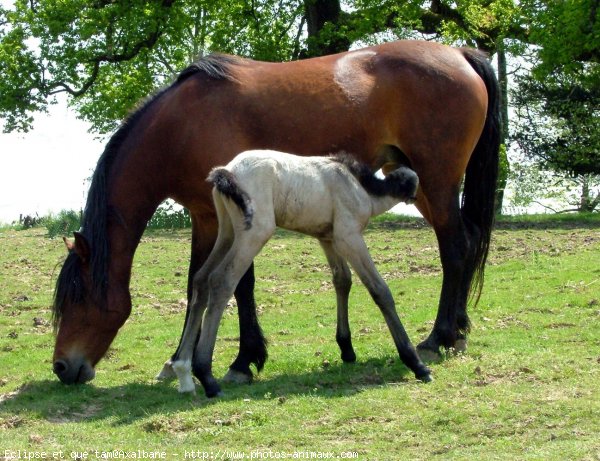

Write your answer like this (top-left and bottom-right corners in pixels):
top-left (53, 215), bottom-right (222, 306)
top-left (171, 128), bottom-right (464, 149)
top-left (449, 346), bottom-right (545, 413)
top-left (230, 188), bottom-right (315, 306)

top-left (381, 162), bottom-right (399, 177)
top-left (65, 231), bottom-right (91, 263)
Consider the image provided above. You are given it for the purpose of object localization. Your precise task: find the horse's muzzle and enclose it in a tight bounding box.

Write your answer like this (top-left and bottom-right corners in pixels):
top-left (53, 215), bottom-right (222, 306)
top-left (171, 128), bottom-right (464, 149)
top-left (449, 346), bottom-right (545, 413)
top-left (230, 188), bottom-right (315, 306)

top-left (53, 358), bottom-right (96, 384)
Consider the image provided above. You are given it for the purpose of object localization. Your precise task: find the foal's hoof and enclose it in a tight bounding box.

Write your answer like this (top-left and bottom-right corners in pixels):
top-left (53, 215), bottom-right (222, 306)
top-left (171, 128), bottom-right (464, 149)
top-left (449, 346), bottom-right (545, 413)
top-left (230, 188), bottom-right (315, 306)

top-left (222, 368), bottom-right (253, 384)
top-left (416, 347), bottom-right (443, 363)
top-left (156, 360), bottom-right (176, 381)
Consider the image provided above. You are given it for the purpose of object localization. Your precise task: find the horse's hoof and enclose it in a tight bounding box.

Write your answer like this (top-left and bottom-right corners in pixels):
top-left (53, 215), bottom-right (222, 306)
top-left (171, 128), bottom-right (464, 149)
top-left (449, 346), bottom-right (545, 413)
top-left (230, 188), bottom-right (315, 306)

top-left (341, 350), bottom-right (357, 363)
top-left (417, 347), bottom-right (443, 363)
top-left (454, 339), bottom-right (468, 353)
top-left (204, 384), bottom-right (223, 398)
top-left (418, 373), bottom-right (433, 383)
top-left (156, 361), bottom-right (177, 381)
top-left (222, 368), bottom-right (253, 384)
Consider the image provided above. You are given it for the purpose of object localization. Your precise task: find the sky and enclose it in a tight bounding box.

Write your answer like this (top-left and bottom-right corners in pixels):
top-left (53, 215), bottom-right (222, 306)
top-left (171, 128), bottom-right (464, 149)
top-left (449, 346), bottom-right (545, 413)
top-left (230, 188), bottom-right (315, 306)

top-left (0, 0), bottom-right (105, 224)
top-left (0, 98), bottom-right (105, 224)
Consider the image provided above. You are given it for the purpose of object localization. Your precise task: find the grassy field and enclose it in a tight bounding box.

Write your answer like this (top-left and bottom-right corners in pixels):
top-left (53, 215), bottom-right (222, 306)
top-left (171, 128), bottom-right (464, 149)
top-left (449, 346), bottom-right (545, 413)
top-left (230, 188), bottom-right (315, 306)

top-left (0, 215), bottom-right (599, 460)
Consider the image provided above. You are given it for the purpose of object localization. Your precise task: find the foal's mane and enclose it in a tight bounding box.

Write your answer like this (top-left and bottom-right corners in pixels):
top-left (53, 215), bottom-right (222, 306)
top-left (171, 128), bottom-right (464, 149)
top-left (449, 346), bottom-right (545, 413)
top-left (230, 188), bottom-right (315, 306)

top-left (52, 54), bottom-right (241, 327)
top-left (331, 153), bottom-right (414, 199)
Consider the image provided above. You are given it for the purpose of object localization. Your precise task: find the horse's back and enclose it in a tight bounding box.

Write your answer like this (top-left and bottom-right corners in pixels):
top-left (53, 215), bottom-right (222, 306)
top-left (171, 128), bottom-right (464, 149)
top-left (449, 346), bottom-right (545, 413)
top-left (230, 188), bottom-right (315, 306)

top-left (147, 41), bottom-right (490, 218)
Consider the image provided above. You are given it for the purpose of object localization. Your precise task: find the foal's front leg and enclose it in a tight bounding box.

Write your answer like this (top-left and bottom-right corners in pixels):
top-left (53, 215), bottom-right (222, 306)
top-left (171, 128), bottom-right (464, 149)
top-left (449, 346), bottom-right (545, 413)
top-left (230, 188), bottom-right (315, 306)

top-left (319, 240), bottom-right (356, 363)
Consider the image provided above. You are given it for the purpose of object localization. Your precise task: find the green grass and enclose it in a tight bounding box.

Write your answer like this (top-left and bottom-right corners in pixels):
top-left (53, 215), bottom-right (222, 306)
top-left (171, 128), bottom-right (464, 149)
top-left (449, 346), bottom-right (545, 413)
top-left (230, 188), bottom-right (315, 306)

top-left (0, 216), bottom-right (599, 460)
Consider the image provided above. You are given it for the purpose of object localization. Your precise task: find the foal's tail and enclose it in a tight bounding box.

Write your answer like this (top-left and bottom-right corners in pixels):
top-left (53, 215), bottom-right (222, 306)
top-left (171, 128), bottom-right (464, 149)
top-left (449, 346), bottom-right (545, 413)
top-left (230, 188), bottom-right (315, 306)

top-left (208, 168), bottom-right (254, 230)
top-left (461, 48), bottom-right (501, 306)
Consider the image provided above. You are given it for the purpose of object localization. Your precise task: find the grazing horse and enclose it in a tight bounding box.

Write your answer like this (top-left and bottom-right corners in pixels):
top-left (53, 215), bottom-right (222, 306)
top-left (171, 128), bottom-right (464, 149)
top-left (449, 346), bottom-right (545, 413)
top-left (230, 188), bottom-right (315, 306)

top-left (51, 40), bottom-right (499, 388)
top-left (172, 150), bottom-right (431, 396)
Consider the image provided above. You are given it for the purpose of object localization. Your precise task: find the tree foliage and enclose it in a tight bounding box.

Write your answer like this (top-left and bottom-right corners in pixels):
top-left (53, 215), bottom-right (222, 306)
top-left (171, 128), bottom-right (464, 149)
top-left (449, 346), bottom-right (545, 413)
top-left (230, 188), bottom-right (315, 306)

top-left (513, 77), bottom-right (600, 177)
top-left (1, 0), bottom-right (523, 133)
top-left (508, 0), bottom-right (600, 212)
top-left (0, 0), bottom-right (306, 132)
top-left (523, 0), bottom-right (599, 87)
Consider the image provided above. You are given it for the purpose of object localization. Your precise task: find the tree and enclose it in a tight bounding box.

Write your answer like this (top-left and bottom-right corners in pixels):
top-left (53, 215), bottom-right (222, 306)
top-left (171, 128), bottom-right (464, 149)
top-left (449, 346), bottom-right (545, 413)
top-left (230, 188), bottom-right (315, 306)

top-left (512, 74), bottom-right (600, 212)
top-left (1, 0), bottom-right (524, 134)
top-left (522, 0), bottom-right (599, 87)
top-left (509, 0), bottom-right (600, 212)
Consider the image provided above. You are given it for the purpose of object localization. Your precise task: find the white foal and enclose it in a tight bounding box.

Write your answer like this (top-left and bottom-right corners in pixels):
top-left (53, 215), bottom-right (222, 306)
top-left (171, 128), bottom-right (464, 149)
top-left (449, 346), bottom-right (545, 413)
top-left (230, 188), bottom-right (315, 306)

top-left (172, 149), bottom-right (432, 396)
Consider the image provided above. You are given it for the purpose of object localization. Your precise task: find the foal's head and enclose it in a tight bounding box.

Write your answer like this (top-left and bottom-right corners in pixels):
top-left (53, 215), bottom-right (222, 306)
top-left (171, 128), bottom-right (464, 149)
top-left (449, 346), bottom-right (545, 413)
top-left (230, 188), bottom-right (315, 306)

top-left (332, 153), bottom-right (419, 203)
top-left (383, 166), bottom-right (419, 203)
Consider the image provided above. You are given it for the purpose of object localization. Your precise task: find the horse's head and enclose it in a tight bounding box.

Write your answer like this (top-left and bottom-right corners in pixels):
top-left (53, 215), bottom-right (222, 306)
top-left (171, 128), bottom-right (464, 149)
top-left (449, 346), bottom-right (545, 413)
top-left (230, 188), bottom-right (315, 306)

top-left (52, 232), bottom-right (129, 384)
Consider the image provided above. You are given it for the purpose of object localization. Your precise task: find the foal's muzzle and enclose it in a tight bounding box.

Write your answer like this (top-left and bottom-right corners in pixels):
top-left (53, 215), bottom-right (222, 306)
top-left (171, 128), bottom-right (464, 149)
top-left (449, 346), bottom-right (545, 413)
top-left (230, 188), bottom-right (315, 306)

top-left (53, 357), bottom-right (96, 384)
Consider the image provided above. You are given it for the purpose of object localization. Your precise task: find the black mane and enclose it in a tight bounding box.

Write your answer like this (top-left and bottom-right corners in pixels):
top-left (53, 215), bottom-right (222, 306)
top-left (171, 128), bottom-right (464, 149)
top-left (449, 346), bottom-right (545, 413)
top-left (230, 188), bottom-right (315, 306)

top-left (53, 55), bottom-right (239, 326)
top-left (52, 99), bottom-right (158, 325)
top-left (331, 153), bottom-right (417, 200)
top-left (177, 53), bottom-right (243, 83)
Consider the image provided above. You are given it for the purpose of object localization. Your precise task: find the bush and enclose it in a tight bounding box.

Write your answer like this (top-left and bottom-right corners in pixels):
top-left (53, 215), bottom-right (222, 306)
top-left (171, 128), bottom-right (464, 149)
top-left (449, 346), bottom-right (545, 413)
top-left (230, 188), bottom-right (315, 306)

top-left (147, 200), bottom-right (192, 229)
top-left (45, 210), bottom-right (82, 238)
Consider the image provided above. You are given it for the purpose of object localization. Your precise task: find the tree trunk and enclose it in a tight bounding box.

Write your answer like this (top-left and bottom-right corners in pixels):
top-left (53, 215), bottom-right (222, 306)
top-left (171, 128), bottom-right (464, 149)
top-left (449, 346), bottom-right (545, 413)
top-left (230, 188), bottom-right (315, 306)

top-left (302, 0), bottom-right (350, 57)
top-left (579, 175), bottom-right (600, 212)
top-left (495, 38), bottom-right (510, 215)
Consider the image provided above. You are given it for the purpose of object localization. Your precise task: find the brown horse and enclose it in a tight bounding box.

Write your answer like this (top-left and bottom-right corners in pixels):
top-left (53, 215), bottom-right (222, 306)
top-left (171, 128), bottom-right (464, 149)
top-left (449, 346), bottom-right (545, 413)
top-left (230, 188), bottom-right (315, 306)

top-left (52, 40), bottom-right (499, 388)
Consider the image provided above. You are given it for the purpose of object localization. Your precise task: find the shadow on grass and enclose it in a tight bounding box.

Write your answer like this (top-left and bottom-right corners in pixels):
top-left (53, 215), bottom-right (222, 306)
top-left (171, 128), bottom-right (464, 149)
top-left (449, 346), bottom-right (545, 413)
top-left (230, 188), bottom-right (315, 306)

top-left (1, 357), bottom-right (419, 426)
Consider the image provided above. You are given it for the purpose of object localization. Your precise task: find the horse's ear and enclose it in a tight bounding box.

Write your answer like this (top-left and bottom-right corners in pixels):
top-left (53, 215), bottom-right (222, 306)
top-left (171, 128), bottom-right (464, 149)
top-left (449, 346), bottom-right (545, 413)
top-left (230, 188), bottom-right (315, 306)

top-left (71, 231), bottom-right (91, 263)
top-left (63, 236), bottom-right (75, 252)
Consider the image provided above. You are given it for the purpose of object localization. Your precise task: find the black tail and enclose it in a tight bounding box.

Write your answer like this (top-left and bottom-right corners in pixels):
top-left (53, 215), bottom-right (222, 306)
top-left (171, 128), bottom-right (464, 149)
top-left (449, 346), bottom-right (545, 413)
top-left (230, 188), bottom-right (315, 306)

top-left (461, 48), bottom-right (501, 305)
top-left (207, 168), bottom-right (254, 229)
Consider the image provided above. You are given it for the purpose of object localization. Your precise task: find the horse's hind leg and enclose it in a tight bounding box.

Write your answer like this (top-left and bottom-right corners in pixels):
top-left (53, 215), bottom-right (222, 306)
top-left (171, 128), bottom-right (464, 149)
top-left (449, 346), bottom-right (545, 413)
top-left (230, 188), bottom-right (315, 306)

top-left (319, 240), bottom-right (356, 363)
top-left (415, 190), bottom-right (475, 360)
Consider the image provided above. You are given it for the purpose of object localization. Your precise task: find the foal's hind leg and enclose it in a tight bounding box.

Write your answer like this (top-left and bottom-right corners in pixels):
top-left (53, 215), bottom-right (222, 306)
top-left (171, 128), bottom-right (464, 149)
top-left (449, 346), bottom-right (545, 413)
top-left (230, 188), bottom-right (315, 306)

top-left (333, 233), bottom-right (431, 382)
top-left (161, 214), bottom-right (267, 385)
top-left (171, 222), bottom-right (237, 392)
top-left (193, 224), bottom-right (274, 397)
top-left (319, 240), bottom-right (356, 363)
top-left (157, 214), bottom-right (217, 382)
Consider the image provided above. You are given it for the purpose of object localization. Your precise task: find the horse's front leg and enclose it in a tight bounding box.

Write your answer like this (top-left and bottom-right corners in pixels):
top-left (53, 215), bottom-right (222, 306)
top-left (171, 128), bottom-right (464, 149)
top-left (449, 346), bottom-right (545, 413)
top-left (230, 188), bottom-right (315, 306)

top-left (222, 262), bottom-right (269, 384)
top-left (319, 240), bottom-right (356, 363)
